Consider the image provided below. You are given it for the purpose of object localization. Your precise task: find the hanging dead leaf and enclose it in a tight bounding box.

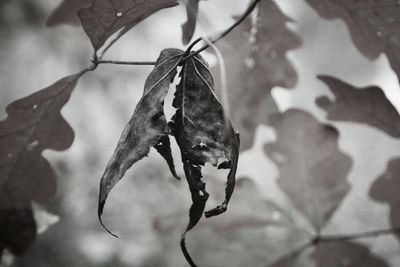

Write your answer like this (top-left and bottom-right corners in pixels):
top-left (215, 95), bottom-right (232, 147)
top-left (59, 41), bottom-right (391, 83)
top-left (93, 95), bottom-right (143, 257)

top-left (0, 73), bottom-right (81, 256)
top-left (97, 48), bottom-right (183, 235)
top-left (169, 53), bottom-right (239, 266)
top-left (306, 0), bottom-right (400, 82)
top-left (212, 0), bottom-right (301, 150)
top-left (317, 75), bottom-right (400, 138)
top-left (265, 109), bottom-right (352, 230)
top-left (77, 0), bottom-right (178, 51)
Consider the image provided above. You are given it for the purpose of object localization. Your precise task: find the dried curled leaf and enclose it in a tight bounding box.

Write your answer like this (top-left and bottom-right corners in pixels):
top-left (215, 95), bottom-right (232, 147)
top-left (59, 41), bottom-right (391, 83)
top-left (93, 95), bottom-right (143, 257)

top-left (98, 48), bottom-right (182, 234)
top-left (182, 0), bottom-right (199, 45)
top-left (265, 109), bottom-right (352, 230)
top-left (169, 54), bottom-right (239, 266)
top-left (317, 75), bottom-right (400, 138)
top-left (98, 48), bottom-right (238, 266)
top-left (0, 74), bottom-right (81, 256)
top-left (77, 0), bottom-right (178, 51)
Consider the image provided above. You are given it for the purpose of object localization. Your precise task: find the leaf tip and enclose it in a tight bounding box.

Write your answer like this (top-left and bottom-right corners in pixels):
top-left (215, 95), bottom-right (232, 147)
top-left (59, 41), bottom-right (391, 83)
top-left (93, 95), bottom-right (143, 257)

top-left (98, 200), bottom-right (120, 239)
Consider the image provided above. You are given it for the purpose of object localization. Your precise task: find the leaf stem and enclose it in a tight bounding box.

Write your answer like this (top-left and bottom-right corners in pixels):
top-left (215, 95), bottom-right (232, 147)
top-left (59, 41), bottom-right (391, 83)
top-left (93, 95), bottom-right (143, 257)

top-left (180, 0), bottom-right (261, 63)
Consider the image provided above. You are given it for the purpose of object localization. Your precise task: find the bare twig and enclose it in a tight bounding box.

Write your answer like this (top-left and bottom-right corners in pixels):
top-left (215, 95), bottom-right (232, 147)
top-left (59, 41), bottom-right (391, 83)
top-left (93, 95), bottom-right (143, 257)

top-left (312, 227), bottom-right (400, 244)
top-left (94, 59), bottom-right (157, 66)
top-left (181, 0), bottom-right (261, 63)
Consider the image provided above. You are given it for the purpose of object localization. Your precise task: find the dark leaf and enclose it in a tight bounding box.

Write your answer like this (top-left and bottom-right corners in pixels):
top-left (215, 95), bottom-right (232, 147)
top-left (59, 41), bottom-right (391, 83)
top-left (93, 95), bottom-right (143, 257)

top-left (265, 109), bottom-right (352, 230)
top-left (169, 54), bottom-right (239, 266)
top-left (305, 0), bottom-right (400, 82)
top-left (370, 157), bottom-right (400, 242)
top-left (267, 244), bottom-right (309, 267)
top-left (317, 75), bottom-right (400, 138)
top-left (0, 74), bottom-right (81, 255)
top-left (46, 0), bottom-right (91, 26)
top-left (98, 48), bottom-right (182, 235)
top-left (154, 134), bottom-right (179, 180)
top-left (212, 0), bottom-right (301, 150)
top-left (182, 0), bottom-right (199, 45)
top-left (77, 0), bottom-right (178, 51)
top-left (312, 241), bottom-right (390, 267)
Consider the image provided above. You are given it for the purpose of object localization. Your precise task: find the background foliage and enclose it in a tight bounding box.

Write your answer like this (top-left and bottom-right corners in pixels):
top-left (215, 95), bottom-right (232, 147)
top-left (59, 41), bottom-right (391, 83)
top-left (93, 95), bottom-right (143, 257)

top-left (1, 0), bottom-right (400, 266)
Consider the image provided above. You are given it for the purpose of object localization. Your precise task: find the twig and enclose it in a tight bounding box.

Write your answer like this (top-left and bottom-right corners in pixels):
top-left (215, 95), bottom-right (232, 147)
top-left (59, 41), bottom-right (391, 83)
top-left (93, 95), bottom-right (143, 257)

top-left (94, 59), bottom-right (157, 66)
top-left (180, 0), bottom-right (261, 63)
top-left (312, 227), bottom-right (400, 245)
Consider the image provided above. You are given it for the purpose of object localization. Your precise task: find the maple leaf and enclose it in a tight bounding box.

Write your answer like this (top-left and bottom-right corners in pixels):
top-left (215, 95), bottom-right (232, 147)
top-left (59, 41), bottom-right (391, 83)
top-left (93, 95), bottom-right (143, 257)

top-left (46, 0), bottom-right (91, 26)
top-left (312, 241), bottom-right (390, 267)
top-left (98, 48), bottom-right (183, 235)
top-left (77, 0), bottom-right (179, 51)
top-left (317, 75), bottom-right (400, 138)
top-left (265, 109), bottom-right (352, 230)
top-left (182, 0), bottom-right (199, 45)
top-left (370, 157), bottom-right (400, 242)
top-left (0, 73), bottom-right (81, 256)
top-left (306, 0), bottom-right (400, 82)
top-left (212, 0), bottom-right (301, 150)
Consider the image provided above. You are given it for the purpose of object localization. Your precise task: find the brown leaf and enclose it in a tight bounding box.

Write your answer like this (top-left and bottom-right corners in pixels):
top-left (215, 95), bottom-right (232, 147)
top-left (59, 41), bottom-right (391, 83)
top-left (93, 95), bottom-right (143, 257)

top-left (312, 241), bottom-right (390, 267)
top-left (77, 0), bottom-right (179, 51)
top-left (169, 53), bottom-right (239, 266)
top-left (98, 48), bottom-right (182, 234)
top-left (182, 0), bottom-right (199, 45)
top-left (370, 157), bottom-right (400, 242)
top-left (213, 0), bottom-right (301, 150)
top-left (0, 73), bottom-right (81, 255)
top-left (317, 75), bottom-right (400, 138)
top-left (305, 0), bottom-right (400, 82)
top-left (265, 109), bottom-right (352, 229)
top-left (46, 0), bottom-right (91, 26)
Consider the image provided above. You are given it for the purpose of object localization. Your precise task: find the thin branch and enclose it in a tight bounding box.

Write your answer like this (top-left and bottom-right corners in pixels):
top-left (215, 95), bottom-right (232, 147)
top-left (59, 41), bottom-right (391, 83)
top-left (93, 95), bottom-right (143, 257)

top-left (180, 0), bottom-right (261, 63)
top-left (312, 227), bottom-right (400, 245)
top-left (94, 60), bottom-right (156, 66)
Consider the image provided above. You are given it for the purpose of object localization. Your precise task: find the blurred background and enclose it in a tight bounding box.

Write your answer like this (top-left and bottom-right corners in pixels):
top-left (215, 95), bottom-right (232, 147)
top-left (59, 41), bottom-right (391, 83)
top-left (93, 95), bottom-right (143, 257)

top-left (1, 0), bottom-right (400, 266)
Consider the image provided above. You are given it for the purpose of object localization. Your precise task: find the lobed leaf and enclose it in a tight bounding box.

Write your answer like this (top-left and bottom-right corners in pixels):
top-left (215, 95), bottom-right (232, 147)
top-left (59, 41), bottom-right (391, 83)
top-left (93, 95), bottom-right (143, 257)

top-left (306, 0), bottom-right (400, 83)
top-left (46, 0), bottom-right (91, 27)
top-left (169, 53), bottom-right (239, 265)
top-left (182, 0), bottom-right (199, 45)
top-left (97, 48), bottom-right (182, 234)
top-left (0, 73), bottom-right (81, 256)
top-left (370, 157), bottom-right (400, 242)
top-left (312, 241), bottom-right (390, 267)
top-left (265, 109), bottom-right (352, 230)
top-left (212, 0), bottom-right (301, 150)
top-left (317, 75), bottom-right (400, 138)
top-left (77, 0), bottom-right (179, 51)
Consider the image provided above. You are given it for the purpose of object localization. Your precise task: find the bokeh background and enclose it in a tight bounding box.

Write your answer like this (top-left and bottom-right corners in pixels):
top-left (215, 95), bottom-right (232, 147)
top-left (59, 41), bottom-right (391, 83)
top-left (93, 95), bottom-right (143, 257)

top-left (1, 0), bottom-right (400, 266)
